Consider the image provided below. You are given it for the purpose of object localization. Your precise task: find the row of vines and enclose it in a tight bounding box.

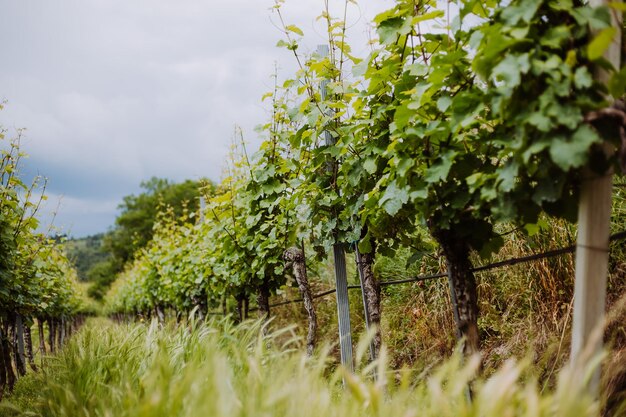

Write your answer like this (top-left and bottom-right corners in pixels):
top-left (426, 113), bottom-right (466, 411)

top-left (105, 0), bottom-right (626, 361)
top-left (0, 105), bottom-right (88, 398)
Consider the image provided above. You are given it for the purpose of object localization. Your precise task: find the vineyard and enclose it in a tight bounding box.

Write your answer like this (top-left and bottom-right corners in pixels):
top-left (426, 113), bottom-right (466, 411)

top-left (2, 0), bottom-right (626, 415)
top-left (0, 121), bottom-right (92, 396)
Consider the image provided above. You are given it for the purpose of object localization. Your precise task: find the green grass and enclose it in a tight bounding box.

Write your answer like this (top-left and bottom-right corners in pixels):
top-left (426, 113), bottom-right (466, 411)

top-left (0, 317), bottom-right (613, 417)
top-left (0, 373), bottom-right (40, 416)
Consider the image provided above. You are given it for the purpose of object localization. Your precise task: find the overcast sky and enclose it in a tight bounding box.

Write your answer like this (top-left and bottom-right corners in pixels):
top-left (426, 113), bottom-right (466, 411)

top-left (0, 0), bottom-right (394, 237)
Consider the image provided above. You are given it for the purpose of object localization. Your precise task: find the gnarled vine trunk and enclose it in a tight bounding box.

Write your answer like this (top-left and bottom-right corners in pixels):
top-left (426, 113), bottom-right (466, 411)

top-left (0, 330), bottom-right (6, 401)
top-left (0, 324), bottom-right (15, 392)
top-left (13, 314), bottom-right (26, 376)
top-left (56, 318), bottom-right (63, 349)
top-left (155, 305), bottom-right (165, 325)
top-left (37, 318), bottom-right (46, 358)
top-left (433, 229), bottom-right (480, 357)
top-left (65, 317), bottom-right (72, 339)
top-left (48, 317), bottom-right (55, 354)
top-left (24, 322), bottom-right (36, 371)
top-left (235, 293), bottom-right (249, 323)
top-left (356, 241), bottom-right (382, 360)
top-left (284, 246), bottom-right (317, 357)
top-left (257, 281), bottom-right (270, 321)
top-left (236, 295), bottom-right (243, 323)
top-left (191, 289), bottom-right (207, 321)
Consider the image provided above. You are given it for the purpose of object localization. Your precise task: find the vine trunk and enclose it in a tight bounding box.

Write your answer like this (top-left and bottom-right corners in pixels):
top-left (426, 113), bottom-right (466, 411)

top-left (284, 246), bottom-right (317, 356)
top-left (433, 229), bottom-right (480, 357)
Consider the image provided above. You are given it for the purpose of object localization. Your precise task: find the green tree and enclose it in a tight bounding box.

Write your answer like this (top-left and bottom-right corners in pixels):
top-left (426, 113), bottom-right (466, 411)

top-left (63, 233), bottom-right (110, 281)
top-left (104, 177), bottom-right (205, 265)
top-left (86, 259), bottom-right (118, 300)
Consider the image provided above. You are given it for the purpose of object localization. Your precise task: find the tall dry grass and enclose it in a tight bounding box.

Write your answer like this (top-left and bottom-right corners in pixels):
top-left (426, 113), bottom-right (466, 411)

top-left (0, 317), bottom-right (615, 417)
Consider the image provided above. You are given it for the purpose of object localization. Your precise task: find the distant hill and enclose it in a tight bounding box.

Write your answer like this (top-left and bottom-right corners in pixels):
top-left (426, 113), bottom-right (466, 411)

top-left (63, 233), bottom-right (110, 281)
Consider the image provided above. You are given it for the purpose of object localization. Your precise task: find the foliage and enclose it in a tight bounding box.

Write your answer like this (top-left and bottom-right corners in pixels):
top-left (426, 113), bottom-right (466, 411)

top-left (104, 91), bottom-right (303, 316)
top-left (89, 178), bottom-right (211, 302)
top-left (104, 177), bottom-right (207, 266)
top-left (62, 234), bottom-right (110, 282)
top-left (85, 259), bottom-right (119, 300)
top-left (103, 0), bottom-right (625, 353)
top-left (0, 113), bottom-right (83, 320)
top-left (0, 317), bottom-right (612, 417)
top-left (105, 207), bottom-right (214, 315)
top-left (472, 0), bottom-right (619, 226)
top-left (262, 0), bottom-right (626, 356)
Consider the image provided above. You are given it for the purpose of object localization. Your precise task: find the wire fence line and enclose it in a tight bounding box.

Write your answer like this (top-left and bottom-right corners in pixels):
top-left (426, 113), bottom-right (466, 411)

top-left (266, 230), bottom-right (626, 309)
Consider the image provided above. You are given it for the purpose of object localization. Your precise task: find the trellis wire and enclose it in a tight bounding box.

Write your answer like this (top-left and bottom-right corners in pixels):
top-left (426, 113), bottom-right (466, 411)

top-left (265, 230), bottom-right (626, 309)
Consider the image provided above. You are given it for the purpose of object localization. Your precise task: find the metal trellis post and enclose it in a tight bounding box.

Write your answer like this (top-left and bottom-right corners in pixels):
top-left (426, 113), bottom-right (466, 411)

top-left (317, 44), bottom-right (354, 373)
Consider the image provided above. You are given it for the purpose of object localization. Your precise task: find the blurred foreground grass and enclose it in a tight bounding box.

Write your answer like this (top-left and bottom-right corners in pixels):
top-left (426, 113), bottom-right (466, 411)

top-left (0, 316), bottom-right (618, 417)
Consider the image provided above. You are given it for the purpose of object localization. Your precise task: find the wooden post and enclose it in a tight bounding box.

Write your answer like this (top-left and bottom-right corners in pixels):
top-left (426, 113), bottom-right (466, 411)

top-left (318, 44), bottom-right (354, 373)
top-left (571, 0), bottom-right (621, 396)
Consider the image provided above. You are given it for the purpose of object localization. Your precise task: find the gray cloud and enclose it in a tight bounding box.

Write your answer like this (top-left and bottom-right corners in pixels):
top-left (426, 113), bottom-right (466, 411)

top-left (0, 0), bottom-right (393, 237)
